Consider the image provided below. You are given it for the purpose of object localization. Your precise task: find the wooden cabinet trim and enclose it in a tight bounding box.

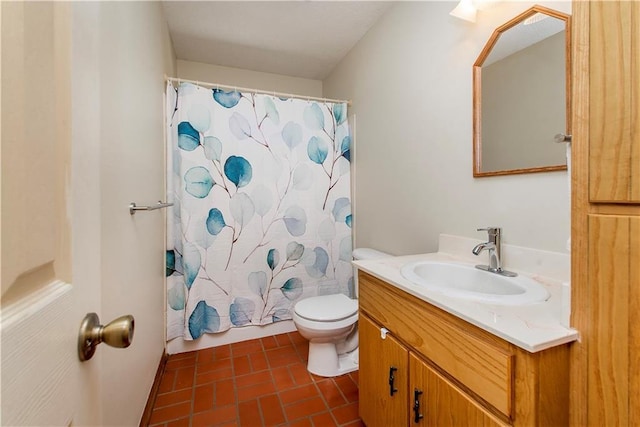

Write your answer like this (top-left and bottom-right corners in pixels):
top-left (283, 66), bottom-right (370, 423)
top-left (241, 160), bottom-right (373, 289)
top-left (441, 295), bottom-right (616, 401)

top-left (569, 1), bottom-right (591, 425)
top-left (591, 204), bottom-right (640, 215)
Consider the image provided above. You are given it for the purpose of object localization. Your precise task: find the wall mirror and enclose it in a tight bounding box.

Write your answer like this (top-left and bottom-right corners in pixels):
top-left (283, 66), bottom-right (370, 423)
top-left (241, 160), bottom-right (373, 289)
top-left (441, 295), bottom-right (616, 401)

top-left (473, 5), bottom-right (571, 177)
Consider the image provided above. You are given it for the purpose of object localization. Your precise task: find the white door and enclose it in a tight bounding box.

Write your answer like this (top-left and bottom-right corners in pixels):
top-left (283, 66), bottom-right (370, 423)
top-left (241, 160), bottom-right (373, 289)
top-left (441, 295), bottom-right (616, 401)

top-left (1, 2), bottom-right (102, 425)
top-left (2, 2), bottom-right (170, 424)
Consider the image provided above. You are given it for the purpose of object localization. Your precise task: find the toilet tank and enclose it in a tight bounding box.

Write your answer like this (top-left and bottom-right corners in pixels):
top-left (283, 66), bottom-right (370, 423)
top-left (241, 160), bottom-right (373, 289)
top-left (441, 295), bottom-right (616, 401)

top-left (352, 248), bottom-right (390, 297)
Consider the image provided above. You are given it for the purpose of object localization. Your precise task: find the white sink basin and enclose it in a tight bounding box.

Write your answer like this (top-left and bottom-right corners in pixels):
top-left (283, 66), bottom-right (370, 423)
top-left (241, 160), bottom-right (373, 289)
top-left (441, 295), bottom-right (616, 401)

top-left (400, 261), bottom-right (550, 305)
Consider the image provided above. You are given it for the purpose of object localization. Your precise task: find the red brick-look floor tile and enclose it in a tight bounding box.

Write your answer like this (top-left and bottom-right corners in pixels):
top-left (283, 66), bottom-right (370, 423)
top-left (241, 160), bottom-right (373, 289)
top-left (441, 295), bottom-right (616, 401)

top-left (348, 371), bottom-right (359, 386)
top-left (197, 365), bottom-right (234, 386)
top-left (214, 344), bottom-right (232, 360)
top-left (173, 366), bottom-right (196, 391)
top-left (158, 369), bottom-right (177, 394)
top-left (279, 383), bottom-right (318, 405)
top-left (284, 396), bottom-right (327, 421)
top-left (148, 332), bottom-right (362, 426)
top-left (271, 366), bottom-right (296, 390)
top-left (332, 402), bottom-right (360, 425)
top-left (238, 399), bottom-right (262, 425)
top-left (149, 401), bottom-right (192, 425)
top-left (288, 364), bottom-right (313, 386)
top-left (265, 345), bottom-right (292, 360)
top-left (288, 331), bottom-right (307, 344)
top-left (198, 358), bottom-right (233, 374)
top-left (288, 418), bottom-right (313, 427)
top-left (316, 379), bottom-right (347, 408)
top-left (261, 335), bottom-right (279, 350)
top-left (233, 355), bottom-right (252, 376)
top-left (154, 388), bottom-right (193, 409)
top-left (196, 359), bottom-right (233, 385)
top-left (335, 376), bottom-right (359, 404)
top-left (166, 416), bottom-right (190, 427)
top-left (274, 333), bottom-right (293, 347)
top-left (311, 411), bottom-right (338, 427)
top-left (193, 384), bottom-right (215, 413)
top-left (259, 394), bottom-right (286, 425)
top-left (294, 343), bottom-right (310, 362)
top-left (237, 379), bottom-right (276, 401)
top-left (235, 370), bottom-right (272, 389)
top-left (191, 405), bottom-right (237, 426)
top-left (214, 378), bottom-right (236, 407)
top-left (231, 339), bottom-right (263, 356)
top-left (165, 354), bottom-right (197, 371)
top-left (249, 351), bottom-right (269, 371)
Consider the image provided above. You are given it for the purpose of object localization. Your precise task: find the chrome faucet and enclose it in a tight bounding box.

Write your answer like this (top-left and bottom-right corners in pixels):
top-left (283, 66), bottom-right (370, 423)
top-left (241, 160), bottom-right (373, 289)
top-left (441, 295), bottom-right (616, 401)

top-left (472, 227), bottom-right (517, 277)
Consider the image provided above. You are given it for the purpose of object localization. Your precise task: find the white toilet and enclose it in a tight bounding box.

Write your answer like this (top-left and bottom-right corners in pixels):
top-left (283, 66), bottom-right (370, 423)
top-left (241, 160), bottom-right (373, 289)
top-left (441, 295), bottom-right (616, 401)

top-left (292, 248), bottom-right (390, 377)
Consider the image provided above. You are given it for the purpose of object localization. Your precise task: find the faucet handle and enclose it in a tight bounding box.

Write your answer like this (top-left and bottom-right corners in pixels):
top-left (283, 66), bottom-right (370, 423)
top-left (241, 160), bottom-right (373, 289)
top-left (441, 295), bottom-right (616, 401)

top-left (477, 227), bottom-right (501, 236)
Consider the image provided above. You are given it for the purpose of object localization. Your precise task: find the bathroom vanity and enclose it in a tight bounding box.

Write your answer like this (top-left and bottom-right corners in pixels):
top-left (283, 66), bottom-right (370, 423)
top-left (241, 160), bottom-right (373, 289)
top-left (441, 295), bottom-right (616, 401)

top-left (354, 239), bottom-right (577, 427)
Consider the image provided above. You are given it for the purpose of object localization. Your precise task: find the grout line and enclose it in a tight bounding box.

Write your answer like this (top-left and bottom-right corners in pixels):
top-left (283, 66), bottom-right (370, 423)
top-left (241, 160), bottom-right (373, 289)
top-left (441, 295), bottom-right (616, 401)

top-left (186, 352), bottom-right (200, 427)
top-left (256, 340), bottom-right (267, 427)
top-left (265, 340), bottom-right (287, 425)
top-left (229, 343), bottom-right (241, 426)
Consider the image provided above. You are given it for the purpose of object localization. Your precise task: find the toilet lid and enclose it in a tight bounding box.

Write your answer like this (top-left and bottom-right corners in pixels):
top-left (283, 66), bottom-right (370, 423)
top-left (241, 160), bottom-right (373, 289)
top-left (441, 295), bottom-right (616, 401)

top-left (294, 294), bottom-right (358, 322)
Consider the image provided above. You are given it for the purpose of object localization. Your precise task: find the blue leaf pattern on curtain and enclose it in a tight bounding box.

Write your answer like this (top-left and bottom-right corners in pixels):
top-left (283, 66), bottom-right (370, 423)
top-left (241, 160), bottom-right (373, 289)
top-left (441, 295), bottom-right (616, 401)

top-left (189, 301), bottom-right (221, 339)
top-left (213, 89), bottom-right (241, 108)
top-left (166, 82), bottom-right (352, 340)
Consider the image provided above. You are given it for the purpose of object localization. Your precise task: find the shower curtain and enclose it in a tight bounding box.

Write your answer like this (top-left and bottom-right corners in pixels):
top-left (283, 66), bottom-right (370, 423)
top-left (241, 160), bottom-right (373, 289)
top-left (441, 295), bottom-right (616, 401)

top-left (166, 82), bottom-right (353, 341)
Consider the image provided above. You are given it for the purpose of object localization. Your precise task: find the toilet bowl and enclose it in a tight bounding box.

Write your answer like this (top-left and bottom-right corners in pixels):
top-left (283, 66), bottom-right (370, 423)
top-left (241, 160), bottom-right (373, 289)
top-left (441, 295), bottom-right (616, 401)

top-left (292, 248), bottom-right (390, 377)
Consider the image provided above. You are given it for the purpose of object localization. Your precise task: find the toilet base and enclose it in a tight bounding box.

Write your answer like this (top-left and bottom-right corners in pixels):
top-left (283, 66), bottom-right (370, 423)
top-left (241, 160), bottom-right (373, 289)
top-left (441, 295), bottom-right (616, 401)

top-left (307, 342), bottom-right (359, 377)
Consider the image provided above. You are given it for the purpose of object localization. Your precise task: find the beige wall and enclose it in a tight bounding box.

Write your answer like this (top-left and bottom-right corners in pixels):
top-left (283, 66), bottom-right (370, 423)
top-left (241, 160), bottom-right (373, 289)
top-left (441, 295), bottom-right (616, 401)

top-left (72, 2), bottom-right (176, 425)
top-left (323, 1), bottom-right (571, 255)
top-left (99, 2), bottom-right (175, 424)
top-left (177, 59), bottom-right (322, 97)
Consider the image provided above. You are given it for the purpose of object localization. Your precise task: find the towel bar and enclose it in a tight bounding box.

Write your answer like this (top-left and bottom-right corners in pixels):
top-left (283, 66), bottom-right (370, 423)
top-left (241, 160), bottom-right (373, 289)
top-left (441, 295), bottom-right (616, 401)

top-left (129, 201), bottom-right (173, 215)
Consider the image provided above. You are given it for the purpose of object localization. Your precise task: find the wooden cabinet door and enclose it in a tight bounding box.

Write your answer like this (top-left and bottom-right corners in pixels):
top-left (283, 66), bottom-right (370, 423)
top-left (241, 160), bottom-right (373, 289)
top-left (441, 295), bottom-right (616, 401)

top-left (589, 1), bottom-right (640, 203)
top-left (359, 314), bottom-right (409, 427)
top-left (409, 353), bottom-right (508, 427)
top-left (586, 214), bottom-right (640, 425)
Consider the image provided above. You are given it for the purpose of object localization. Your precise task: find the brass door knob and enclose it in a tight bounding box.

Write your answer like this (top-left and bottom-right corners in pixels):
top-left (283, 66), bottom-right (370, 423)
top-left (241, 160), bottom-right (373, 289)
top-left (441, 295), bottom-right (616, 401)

top-left (78, 313), bottom-right (135, 361)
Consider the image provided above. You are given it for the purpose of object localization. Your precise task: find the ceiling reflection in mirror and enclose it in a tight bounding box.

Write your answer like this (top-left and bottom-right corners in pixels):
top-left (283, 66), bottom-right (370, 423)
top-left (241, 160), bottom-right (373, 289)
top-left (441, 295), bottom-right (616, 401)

top-left (473, 6), bottom-right (570, 177)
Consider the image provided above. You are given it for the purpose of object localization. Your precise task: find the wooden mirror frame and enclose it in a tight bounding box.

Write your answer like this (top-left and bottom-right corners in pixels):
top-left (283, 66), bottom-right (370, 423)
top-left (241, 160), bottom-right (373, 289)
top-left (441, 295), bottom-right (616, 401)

top-left (473, 5), bottom-right (571, 177)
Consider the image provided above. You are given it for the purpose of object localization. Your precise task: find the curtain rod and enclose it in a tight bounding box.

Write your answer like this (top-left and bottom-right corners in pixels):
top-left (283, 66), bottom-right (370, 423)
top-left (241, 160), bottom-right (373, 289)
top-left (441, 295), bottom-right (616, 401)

top-left (166, 76), bottom-right (351, 106)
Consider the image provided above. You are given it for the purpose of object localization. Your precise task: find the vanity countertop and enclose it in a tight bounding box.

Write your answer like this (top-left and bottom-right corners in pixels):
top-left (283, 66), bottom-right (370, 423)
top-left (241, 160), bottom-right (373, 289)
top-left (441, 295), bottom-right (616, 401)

top-left (354, 251), bottom-right (579, 353)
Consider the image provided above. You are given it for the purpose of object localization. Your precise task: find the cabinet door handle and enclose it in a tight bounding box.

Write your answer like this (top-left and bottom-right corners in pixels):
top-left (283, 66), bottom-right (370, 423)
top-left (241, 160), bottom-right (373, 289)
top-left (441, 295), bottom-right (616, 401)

top-left (388, 366), bottom-right (398, 396)
top-left (413, 388), bottom-right (424, 423)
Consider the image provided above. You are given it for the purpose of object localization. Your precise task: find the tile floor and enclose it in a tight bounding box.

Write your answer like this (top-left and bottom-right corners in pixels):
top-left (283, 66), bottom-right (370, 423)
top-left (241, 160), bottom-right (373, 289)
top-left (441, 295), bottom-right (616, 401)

top-left (148, 331), bottom-right (364, 427)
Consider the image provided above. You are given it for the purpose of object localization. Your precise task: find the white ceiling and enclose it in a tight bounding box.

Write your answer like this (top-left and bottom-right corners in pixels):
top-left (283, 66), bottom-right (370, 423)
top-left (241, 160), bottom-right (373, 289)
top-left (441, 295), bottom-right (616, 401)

top-left (162, 1), bottom-right (394, 80)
